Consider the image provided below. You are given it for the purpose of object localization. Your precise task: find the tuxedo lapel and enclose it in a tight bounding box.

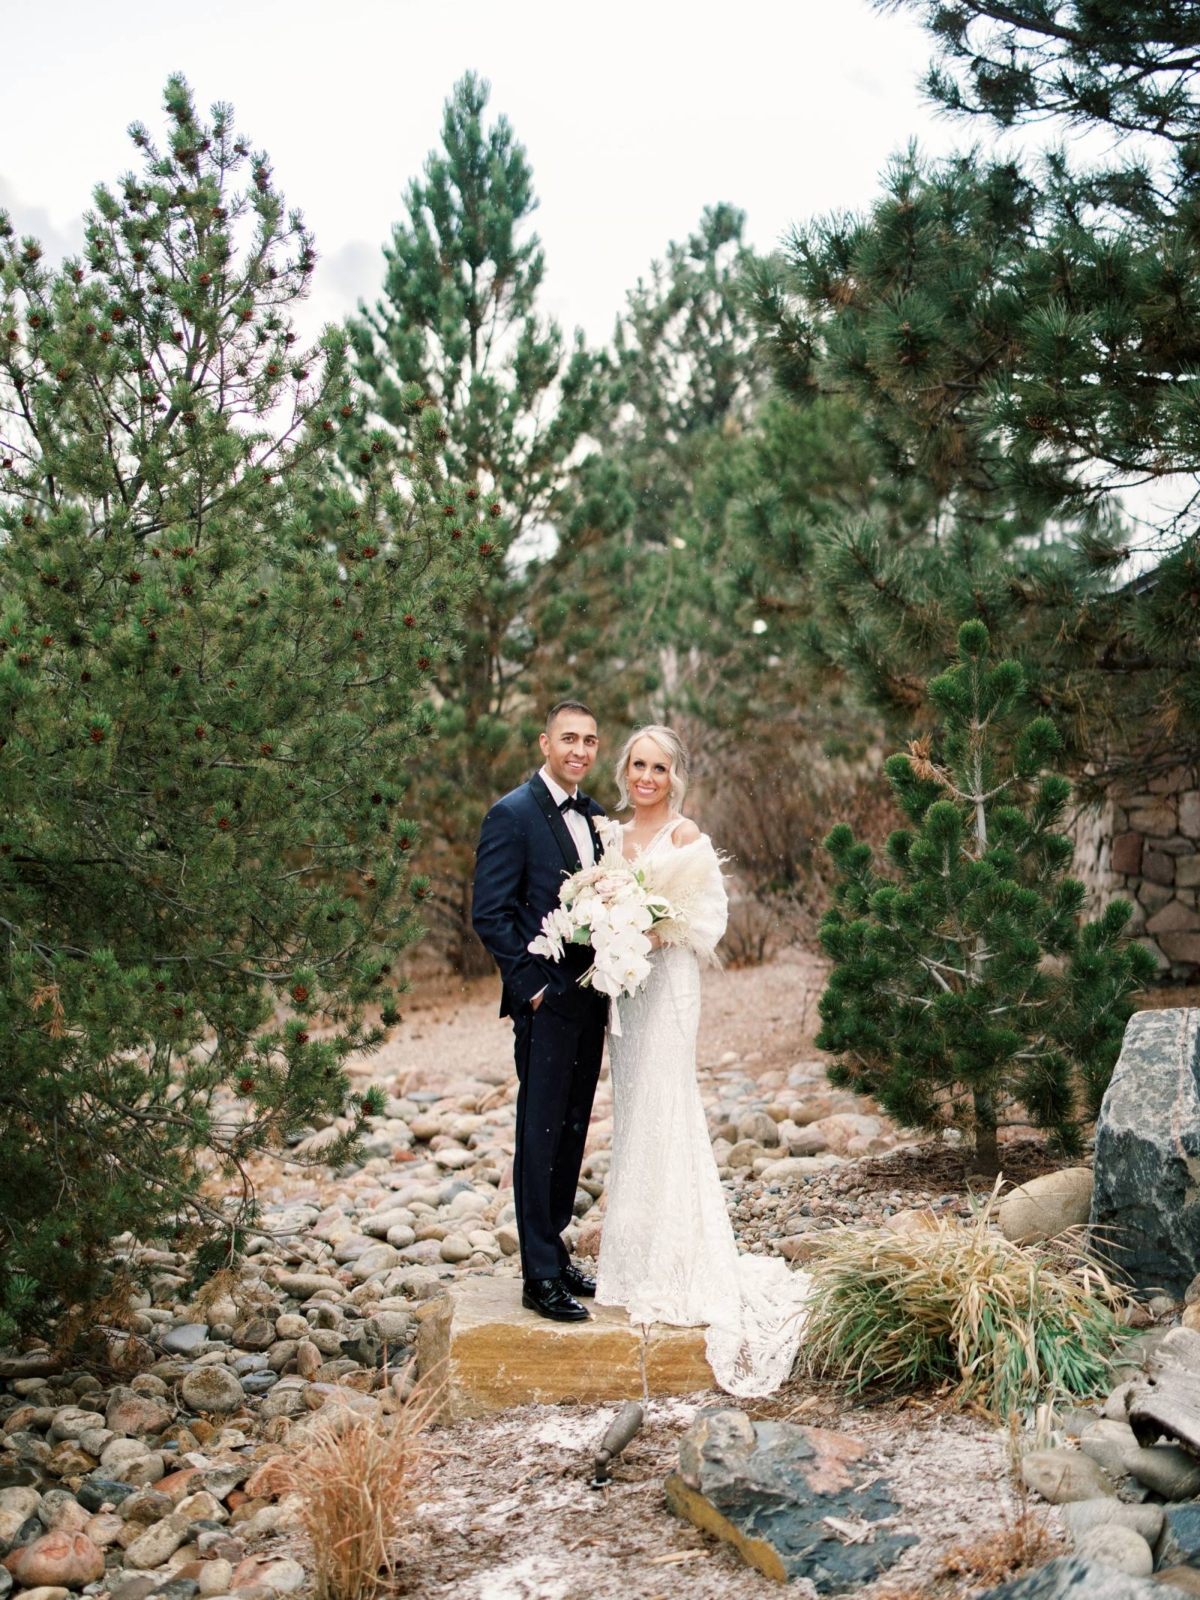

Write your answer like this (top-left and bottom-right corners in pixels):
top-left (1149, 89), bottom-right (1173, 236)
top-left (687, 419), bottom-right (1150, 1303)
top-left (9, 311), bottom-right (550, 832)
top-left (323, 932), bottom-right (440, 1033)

top-left (527, 774), bottom-right (582, 874)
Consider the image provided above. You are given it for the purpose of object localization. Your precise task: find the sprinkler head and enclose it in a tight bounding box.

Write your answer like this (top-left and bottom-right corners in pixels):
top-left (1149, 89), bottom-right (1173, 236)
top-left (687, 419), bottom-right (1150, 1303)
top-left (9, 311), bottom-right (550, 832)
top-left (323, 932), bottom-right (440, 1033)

top-left (588, 1400), bottom-right (644, 1488)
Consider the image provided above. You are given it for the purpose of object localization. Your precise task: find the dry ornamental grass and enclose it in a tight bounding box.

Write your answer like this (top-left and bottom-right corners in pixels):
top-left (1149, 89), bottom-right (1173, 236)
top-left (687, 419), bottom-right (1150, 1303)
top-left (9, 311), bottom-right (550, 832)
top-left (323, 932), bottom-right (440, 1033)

top-left (798, 1194), bottom-right (1126, 1416)
top-left (267, 1380), bottom-right (437, 1600)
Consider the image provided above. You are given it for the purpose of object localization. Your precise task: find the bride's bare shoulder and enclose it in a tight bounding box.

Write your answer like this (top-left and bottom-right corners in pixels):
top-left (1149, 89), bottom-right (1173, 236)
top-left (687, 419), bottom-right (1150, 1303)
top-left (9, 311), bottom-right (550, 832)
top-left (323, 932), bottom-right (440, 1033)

top-left (671, 816), bottom-right (702, 846)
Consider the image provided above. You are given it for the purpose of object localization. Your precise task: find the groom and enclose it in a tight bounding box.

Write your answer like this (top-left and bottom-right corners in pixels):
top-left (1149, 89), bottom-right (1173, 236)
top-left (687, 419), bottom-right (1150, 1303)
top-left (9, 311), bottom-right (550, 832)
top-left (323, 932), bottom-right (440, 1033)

top-left (472, 702), bottom-right (608, 1322)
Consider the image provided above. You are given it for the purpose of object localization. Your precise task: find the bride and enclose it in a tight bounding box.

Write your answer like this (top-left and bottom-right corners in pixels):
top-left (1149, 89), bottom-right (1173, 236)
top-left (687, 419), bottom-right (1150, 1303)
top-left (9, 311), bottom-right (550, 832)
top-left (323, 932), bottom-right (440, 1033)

top-left (594, 724), bottom-right (811, 1397)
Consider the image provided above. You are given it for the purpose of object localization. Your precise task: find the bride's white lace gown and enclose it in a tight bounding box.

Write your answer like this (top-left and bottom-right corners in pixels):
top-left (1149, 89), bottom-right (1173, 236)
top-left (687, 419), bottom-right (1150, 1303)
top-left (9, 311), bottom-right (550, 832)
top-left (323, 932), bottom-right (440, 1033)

top-left (594, 817), bottom-right (811, 1396)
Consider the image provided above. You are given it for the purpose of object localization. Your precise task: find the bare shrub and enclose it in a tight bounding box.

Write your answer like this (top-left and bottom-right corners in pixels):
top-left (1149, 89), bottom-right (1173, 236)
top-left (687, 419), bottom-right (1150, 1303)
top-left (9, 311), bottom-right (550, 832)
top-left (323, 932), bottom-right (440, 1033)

top-left (700, 740), bottom-right (900, 961)
top-left (267, 1386), bottom-right (437, 1600)
top-left (721, 890), bottom-right (801, 967)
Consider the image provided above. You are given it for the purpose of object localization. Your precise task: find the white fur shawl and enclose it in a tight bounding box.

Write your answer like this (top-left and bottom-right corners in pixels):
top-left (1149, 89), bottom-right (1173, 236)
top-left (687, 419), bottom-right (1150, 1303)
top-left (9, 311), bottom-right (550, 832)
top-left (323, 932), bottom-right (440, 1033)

top-left (638, 834), bottom-right (729, 964)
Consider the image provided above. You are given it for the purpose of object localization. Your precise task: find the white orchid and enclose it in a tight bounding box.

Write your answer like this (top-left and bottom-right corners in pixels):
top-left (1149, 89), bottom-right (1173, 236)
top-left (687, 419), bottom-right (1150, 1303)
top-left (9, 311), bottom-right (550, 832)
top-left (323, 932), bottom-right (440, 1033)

top-left (527, 854), bottom-right (675, 1002)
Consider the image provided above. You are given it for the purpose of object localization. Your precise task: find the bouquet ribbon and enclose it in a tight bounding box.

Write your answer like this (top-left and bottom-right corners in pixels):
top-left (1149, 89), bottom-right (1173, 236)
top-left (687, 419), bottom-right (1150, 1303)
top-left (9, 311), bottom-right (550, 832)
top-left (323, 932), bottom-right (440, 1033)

top-left (608, 995), bottom-right (623, 1038)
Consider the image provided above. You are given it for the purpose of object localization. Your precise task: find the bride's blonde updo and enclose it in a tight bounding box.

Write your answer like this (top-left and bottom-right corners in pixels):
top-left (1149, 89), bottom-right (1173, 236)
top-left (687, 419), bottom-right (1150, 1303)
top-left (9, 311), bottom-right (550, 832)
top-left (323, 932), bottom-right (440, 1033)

top-left (614, 724), bottom-right (691, 812)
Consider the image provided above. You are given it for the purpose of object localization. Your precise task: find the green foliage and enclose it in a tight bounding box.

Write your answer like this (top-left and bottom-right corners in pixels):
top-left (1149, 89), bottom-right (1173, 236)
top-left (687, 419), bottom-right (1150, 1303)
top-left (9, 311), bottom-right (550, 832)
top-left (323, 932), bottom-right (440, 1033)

top-left (0, 78), bottom-right (487, 1333)
top-left (885, 0), bottom-right (1200, 143)
top-left (751, 3), bottom-right (1200, 779)
top-left (526, 205), bottom-right (768, 733)
top-left (346, 74), bottom-right (606, 964)
top-left (816, 625), bottom-right (1157, 1170)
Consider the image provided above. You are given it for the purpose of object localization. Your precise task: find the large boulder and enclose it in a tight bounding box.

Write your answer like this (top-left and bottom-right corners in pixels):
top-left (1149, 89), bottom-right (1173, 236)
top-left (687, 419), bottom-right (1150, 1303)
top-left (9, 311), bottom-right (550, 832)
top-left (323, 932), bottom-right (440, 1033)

top-left (665, 1408), bottom-right (916, 1594)
top-left (1089, 1007), bottom-right (1200, 1297)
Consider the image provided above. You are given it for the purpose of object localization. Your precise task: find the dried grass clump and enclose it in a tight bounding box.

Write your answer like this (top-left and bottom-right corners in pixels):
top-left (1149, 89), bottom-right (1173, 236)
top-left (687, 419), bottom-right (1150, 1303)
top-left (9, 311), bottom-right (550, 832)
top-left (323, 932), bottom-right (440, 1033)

top-left (798, 1199), bottom-right (1125, 1416)
top-left (268, 1387), bottom-right (436, 1600)
top-left (936, 1501), bottom-right (1057, 1589)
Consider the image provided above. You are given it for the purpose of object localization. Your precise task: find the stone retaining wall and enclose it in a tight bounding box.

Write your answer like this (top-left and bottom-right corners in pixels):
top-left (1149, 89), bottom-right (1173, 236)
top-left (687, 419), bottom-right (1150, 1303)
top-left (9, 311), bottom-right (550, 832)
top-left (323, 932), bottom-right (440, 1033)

top-left (1071, 766), bottom-right (1200, 980)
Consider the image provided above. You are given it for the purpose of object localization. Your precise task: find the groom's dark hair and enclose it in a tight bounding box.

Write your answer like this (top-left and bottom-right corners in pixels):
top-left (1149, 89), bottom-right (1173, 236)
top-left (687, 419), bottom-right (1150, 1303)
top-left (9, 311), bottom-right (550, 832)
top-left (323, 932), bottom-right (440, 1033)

top-left (545, 699), bottom-right (594, 733)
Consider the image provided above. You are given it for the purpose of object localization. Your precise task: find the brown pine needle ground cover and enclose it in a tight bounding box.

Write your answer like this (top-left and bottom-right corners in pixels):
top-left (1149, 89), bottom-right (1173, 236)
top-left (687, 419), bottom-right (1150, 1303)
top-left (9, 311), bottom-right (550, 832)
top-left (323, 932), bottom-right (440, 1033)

top-left (799, 1200), bottom-right (1126, 1416)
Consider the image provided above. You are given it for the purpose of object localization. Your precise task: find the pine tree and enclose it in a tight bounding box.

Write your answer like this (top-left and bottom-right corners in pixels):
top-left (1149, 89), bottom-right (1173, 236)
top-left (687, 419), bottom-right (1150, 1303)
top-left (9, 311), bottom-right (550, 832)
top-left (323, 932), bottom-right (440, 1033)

top-left (346, 74), bottom-right (605, 966)
top-left (752, 4), bottom-right (1200, 781)
top-left (816, 622), bottom-right (1157, 1174)
top-left (0, 78), bottom-right (488, 1336)
top-left (526, 205), bottom-right (766, 731)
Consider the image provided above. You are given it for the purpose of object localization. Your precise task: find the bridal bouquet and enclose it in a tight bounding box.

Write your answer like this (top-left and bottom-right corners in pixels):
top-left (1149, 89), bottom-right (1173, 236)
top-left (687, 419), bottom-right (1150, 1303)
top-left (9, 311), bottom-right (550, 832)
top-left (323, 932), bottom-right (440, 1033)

top-left (528, 857), bottom-right (675, 1001)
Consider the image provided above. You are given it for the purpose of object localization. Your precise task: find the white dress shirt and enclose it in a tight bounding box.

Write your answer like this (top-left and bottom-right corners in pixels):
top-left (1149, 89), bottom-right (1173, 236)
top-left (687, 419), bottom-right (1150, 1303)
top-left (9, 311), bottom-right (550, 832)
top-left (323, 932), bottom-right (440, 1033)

top-left (539, 765), bottom-right (596, 867)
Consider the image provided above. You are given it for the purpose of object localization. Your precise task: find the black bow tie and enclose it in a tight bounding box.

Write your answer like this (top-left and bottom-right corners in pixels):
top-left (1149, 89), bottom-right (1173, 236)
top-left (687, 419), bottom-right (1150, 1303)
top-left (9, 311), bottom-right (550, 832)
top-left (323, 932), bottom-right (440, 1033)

top-left (558, 794), bottom-right (589, 816)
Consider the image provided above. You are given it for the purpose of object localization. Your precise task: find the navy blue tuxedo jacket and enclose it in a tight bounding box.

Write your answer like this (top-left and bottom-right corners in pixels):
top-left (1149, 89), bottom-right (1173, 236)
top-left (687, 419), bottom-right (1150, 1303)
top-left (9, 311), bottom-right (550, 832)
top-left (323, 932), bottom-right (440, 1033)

top-left (472, 773), bottom-right (606, 1019)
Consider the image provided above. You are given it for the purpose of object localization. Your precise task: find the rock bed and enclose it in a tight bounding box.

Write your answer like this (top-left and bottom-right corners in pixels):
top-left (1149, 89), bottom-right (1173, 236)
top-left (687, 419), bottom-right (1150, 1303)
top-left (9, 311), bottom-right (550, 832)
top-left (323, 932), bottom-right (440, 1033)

top-left (4, 954), bottom-right (1185, 1600)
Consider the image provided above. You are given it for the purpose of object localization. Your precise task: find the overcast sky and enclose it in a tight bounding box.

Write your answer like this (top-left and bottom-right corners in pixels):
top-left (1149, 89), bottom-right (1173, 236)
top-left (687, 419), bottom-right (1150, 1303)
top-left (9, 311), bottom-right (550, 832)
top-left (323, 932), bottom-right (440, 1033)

top-left (1, 0), bottom-right (963, 346)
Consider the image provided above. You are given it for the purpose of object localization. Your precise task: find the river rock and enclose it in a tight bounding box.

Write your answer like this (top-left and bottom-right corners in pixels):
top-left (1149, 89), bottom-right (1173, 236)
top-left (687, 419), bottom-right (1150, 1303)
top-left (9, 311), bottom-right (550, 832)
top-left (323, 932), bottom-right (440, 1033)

top-left (118, 1489), bottom-right (174, 1525)
top-left (198, 1559), bottom-right (233, 1596)
top-left (82, 1514), bottom-right (122, 1549)
top-left (47, 1410), bottom-right (104, 1445)
top-left (179, 1368), bottom-right (244, 1415)
top-left (665, 1408), bottom-right (916, 1592)
top-left (736, 1112), bottom-right (780, 1148)
top-left (270, 1272), bottom-right (337, 1298)
top-left (105, 1395), bottom-right (172, 1437)
top-left (260, 1382), bottom-right (305, 1420)
top-left (350, 1244), bottom-right (398, 1281)
top-left (108, 1577), bottom-right (161, 1600)
top-left (973, 1556), bottom-right (1161, 1597)
top-left (231, 1556), bottom-right (305, 1593)
top-left (99, 1445), bottom-right (163, 1489)
top-left (1089, 1007), bottom-right (1200, 1297)
top-left (1019, 1449), bottom-right (1116, 1503)
top-left (0, 1488), bottom-right (41, 1524)
top-left (1070, 1525), bottom-right (1152, 1577)
top-left (7, 1532), bottom-right (105, 1589)
top-left (175, 1491), bottom-right (227, 1526)
top-left (807, 1113), bottom-right (881, 1156)
top-left (759, 1156), bottom-right (832, 1183)
top-left (1125, 1442), bottom-right (1200, 1498)
top-left (231, 1319), bottom-right (274, 1352)
top-left (363, 1311), bottom-right (415, 1345)
top-left (1077, 1418), bottom-right (1137, 1478)
top-left (784, 1125), bottom-right (829, 1158)
top-left (41, 1499), bottom-right (88, 1535)
top-left (75, 1481), bottom-right (133, 1513)
top-left (998, 1169), bottom-right (1093, 1245)
top-left (160, 1326), bottom-right (208, 1357)
top-left (1060, 1498), bottom-right (1163, 1544)
top-left (123, 1513), bottom-right (189, 1568)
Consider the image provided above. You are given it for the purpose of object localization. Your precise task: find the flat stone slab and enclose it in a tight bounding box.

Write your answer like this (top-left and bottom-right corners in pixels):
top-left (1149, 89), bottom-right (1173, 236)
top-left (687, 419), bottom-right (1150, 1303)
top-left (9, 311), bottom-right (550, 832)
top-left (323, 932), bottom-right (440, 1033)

top-left (416, 1275), bottom-right (714, 1419)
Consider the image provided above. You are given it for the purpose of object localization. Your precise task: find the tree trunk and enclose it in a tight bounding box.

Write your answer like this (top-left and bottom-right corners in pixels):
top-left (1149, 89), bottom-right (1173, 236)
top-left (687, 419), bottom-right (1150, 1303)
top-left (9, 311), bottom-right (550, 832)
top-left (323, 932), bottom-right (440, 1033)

top-left (453, 877), bottom-right (496, 979)
top-left (971, 1092), bottom-right (1000, 1178)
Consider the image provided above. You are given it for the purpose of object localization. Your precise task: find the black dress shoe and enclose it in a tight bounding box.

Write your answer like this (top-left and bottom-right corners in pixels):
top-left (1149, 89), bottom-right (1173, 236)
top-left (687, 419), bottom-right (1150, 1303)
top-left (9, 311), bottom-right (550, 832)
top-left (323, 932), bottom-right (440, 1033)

top-left (559, 1261), bottom-right (596, 1298)
top-left (522, 1276), bottom-right (589, 1322)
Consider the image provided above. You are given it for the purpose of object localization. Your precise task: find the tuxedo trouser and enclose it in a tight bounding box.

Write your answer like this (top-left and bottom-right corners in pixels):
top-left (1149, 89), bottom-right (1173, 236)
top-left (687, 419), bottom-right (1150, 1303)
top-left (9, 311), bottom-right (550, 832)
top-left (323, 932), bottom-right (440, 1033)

top-left (510, 997), bottom-right (606, 1282)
